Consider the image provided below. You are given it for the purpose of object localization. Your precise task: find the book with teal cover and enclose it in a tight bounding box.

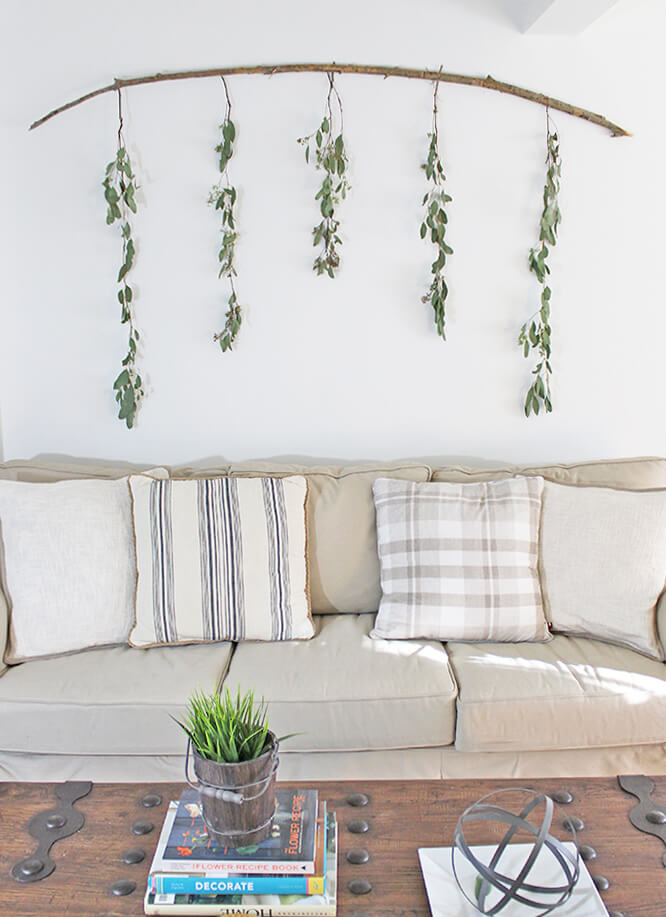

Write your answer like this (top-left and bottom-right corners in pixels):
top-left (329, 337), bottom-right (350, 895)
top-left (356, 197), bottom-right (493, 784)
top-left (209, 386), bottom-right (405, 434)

top-left (149, 788), bottom-right (318, 876)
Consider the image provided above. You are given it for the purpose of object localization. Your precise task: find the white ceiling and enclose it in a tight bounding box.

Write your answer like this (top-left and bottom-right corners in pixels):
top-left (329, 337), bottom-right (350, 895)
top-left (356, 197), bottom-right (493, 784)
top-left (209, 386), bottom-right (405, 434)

top-left (499, 0), bottom-right (623, 34)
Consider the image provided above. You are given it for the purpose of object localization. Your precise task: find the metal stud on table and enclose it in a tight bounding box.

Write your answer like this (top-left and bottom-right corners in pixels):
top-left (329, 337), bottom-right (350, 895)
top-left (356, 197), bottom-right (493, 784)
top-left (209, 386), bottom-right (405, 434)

top-left (121, 848), bottom-right (146, 865)
top-left (348, 878), bottom-right (373, 895)
top-left (347, 848), bottom-right (370, 864)
top-left (111, 879), bottom-right (137, 896)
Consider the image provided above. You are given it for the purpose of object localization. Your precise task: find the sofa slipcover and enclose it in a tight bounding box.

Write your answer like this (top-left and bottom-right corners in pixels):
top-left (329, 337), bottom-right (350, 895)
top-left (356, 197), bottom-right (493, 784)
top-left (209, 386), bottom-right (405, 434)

top-left (0, 454), bottom-right (663, 784)
top-left (224, 613), bottom-right (458, 752)
top-left (448, 635), bottom-right (666, 752)
top-left (0, 642), bottom-right (234, 755)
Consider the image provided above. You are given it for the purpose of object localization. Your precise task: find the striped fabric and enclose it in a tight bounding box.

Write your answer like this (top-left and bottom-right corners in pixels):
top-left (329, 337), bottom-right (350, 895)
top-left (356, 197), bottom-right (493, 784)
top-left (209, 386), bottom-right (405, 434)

top-left (370, 476), bottom-right (548, 642)
top-left (129, 476), bottom-right (313, 646)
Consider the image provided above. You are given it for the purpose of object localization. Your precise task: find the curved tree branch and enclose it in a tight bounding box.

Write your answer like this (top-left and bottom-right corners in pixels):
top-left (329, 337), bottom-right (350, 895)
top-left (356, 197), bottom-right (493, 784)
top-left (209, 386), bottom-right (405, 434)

top-left (30, 62), bottom-right (630, 137)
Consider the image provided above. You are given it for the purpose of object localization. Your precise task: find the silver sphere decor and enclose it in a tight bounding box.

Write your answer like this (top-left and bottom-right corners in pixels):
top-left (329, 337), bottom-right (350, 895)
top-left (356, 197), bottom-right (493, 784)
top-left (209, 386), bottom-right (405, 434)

top-left (452, 788), bottom-right (580, 916)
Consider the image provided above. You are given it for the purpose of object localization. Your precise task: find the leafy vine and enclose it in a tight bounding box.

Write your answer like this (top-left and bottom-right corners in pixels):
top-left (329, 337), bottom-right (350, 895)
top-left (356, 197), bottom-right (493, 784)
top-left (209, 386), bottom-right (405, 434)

top-left (519, 117), bottom-right (561, 416)
top-left (420, 80), bottom-right (453, 339)
top-left (208, 77), bottom-right (242, 352)
top-left (297, 72), bottom-right (350, 278)
top-left (103, 89), bottom-right (143, 429)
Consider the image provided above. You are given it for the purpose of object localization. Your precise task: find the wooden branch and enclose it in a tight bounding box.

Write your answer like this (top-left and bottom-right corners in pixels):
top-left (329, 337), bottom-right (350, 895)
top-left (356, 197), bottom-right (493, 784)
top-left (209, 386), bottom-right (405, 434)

top-left (29, 62), bottom-right (630, 137)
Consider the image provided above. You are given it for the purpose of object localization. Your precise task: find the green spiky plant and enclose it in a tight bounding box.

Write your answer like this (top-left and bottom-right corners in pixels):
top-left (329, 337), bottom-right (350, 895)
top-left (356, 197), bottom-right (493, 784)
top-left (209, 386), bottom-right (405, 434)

top-left (175, 687), bottom-right (295, 764)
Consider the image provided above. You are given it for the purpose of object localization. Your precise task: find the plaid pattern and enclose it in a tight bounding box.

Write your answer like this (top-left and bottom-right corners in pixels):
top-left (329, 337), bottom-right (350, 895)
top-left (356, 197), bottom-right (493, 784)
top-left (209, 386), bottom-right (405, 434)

top-left (371, 476), bottom-right (548, 642)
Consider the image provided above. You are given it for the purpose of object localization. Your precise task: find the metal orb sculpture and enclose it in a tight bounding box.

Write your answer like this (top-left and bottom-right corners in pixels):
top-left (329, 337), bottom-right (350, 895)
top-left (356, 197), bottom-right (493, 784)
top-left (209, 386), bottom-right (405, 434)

top-left (452, 788), bottom-right (580, 916)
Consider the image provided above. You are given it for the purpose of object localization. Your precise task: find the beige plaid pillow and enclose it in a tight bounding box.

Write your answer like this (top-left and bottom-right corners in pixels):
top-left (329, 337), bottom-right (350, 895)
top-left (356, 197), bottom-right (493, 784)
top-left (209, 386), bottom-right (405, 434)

top-left (371, 476), bottom-right (548, 642)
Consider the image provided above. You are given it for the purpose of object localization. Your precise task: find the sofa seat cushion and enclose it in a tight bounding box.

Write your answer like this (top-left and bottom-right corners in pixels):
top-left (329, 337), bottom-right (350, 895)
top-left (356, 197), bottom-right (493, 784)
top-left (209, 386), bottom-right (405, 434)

top-left (0, 642), bottom-right (234, 755)
top-left (224, 614), bottom-right (458, 752)
top-left (448, 635), bottom-right (666, 752)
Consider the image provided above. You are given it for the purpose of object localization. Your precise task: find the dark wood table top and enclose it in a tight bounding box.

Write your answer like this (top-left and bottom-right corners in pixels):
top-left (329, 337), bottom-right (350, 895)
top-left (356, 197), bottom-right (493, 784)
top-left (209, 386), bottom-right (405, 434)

top-left (0, 776), bottom-right (665, 917)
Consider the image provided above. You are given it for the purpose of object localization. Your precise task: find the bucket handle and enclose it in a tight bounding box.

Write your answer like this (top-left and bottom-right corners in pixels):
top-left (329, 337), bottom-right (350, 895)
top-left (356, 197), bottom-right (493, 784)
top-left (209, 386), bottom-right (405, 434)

top-left (185, 738), bottom-right (280, 806)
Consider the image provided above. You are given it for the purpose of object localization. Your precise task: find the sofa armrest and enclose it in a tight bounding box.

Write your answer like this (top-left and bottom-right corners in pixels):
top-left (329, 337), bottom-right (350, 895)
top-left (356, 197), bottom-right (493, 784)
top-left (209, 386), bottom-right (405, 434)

top-left (0, 585), bottom-right (8, 674)
top-left (658, 588), bottom-right (666, 660)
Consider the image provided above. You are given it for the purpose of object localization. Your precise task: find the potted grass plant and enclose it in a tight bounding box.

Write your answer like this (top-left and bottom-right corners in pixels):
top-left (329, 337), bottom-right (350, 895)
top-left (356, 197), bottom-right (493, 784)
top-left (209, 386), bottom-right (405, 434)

top-left (175, 686), bottom-right (289, 847)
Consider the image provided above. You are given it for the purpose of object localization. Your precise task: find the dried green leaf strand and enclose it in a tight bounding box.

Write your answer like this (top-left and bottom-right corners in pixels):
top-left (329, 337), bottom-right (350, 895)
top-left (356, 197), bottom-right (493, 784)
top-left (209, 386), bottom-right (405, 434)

top-left (209, 108), bottom-right (244, 351)
top-left (298, 75), bottom-right (350, 278)
top-left (103, 134), bottom-right (143, 430)
top-left (520, 128), bottom-right (560, 417)
top-left (420, 127), bottom-right (453, 340)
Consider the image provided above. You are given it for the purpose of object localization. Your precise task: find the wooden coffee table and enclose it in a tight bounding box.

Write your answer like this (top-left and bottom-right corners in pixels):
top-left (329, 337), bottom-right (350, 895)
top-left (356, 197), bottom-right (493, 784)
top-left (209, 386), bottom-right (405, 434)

top-left (0, 777), bottom-right (664, 916)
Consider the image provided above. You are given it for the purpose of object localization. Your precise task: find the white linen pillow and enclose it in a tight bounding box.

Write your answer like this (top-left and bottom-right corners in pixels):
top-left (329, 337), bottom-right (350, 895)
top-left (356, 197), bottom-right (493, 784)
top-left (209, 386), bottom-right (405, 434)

top-left (370, 476), bottom-right (548, 642)
top-left (128, 475), bottom-right (313, 646)
top-left (540, 481), bottom-right (666, 659)
top-left (0, 474), bottom-right (165, 663)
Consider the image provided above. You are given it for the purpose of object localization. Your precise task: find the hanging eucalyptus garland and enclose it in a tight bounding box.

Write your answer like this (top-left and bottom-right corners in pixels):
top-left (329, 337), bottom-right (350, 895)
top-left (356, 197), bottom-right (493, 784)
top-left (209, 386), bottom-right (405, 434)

top-left (298, 72), bottom-right (350, 278)
top-left (420, 80), bottom-right (453, 339)
top-left (102, 89), bottom-right (143, 429)
top-left (208, 77), bottom-right (242, 352)
top-left (519, 116), bottom-right (561, 416)
top-left (73, 65), bottom-right (601, 427)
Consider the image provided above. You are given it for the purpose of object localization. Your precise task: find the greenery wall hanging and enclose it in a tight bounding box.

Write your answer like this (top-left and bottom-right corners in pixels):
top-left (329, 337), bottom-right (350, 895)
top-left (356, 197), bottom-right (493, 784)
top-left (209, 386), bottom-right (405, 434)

top-left (298, 72), bottom-right (350, 278)
top-left (420, 79), bottom-right (453, 340)
top-left (208, 77), bottom-right (243, 352)
top-left (102, 89), bottom-right (143, 429)
top-left (33, 63), bottom-right (629, 428)
top-left (518, 115), bottom-right (561, 416)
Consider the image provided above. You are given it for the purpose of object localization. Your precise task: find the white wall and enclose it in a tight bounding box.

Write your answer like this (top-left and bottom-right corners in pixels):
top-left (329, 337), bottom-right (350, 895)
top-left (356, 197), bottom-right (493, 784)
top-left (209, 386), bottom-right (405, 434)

top-left (0, 0), bottom-right (663, 466)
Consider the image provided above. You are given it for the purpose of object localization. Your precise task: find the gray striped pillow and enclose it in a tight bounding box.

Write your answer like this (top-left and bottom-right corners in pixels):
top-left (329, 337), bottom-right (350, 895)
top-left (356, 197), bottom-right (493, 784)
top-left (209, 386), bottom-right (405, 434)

top-left (370, 476), bottom-right (548, 642)
top-left (129, 476), bottom-right (313, 646)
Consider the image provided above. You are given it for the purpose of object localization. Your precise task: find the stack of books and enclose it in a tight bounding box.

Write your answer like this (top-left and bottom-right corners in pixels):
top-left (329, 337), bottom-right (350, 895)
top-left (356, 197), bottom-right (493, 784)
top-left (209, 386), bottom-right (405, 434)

top-left (144, 788), bottom-right (337, 916)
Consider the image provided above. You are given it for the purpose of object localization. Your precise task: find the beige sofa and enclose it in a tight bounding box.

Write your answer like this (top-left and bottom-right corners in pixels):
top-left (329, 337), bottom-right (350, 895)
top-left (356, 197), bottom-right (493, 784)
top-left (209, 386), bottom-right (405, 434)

top-left (0, 454), bottom-right (665, 783)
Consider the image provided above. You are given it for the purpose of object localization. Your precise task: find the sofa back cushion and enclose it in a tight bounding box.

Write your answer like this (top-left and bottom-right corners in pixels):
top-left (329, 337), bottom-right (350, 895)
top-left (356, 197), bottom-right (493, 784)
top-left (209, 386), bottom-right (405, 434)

top-left (0, 456), bottom-right (171, 482)
top-left (431, 456), bottom-right (666, 489)
top-left (226, 461), bottom-right (431, 614)
top-left (433, 458), bottom-right (666, 658)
